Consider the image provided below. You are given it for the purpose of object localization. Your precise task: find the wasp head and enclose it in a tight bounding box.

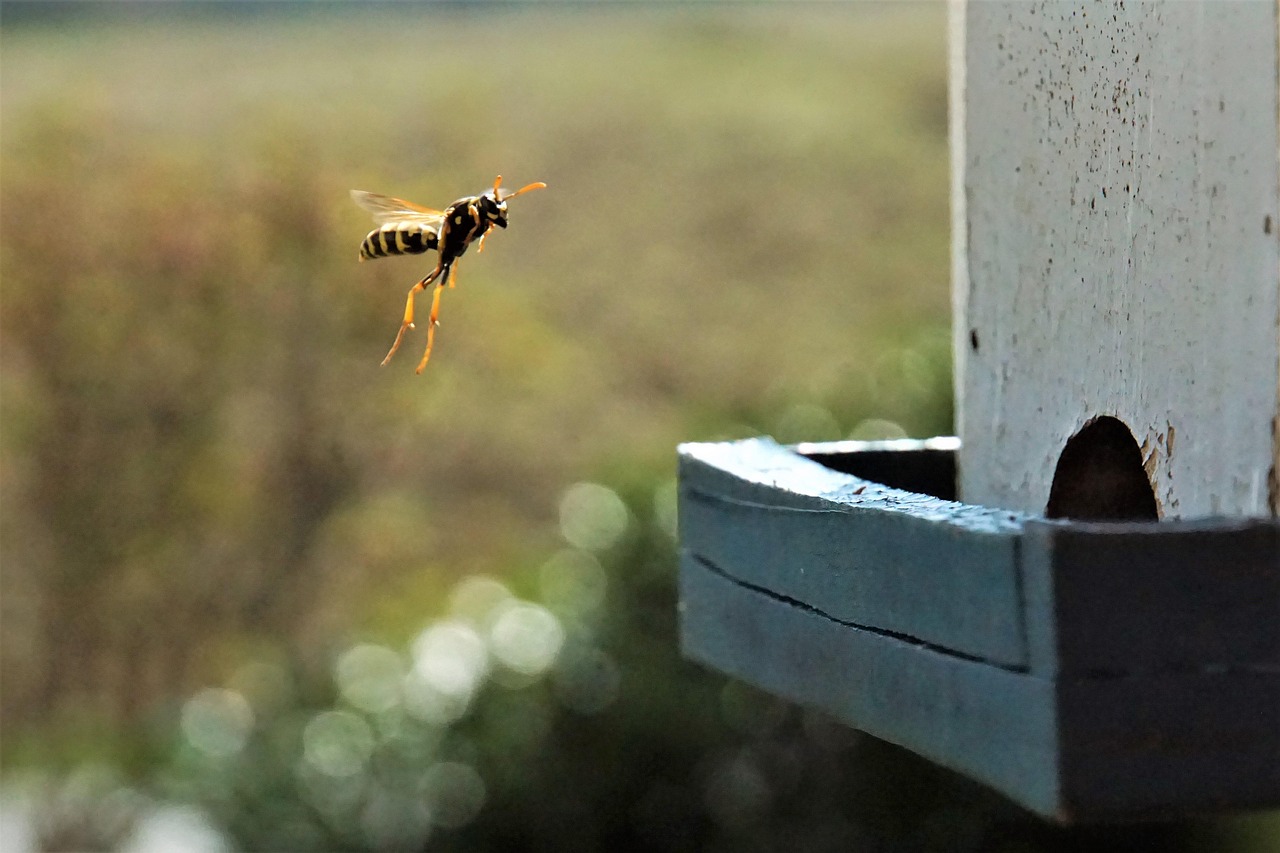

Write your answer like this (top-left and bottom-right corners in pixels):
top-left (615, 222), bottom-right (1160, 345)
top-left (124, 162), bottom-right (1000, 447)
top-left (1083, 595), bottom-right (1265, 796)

top-left (477, 191), bottom-right (510, 229)
top-left (480, 175), bottom-right (547, 229)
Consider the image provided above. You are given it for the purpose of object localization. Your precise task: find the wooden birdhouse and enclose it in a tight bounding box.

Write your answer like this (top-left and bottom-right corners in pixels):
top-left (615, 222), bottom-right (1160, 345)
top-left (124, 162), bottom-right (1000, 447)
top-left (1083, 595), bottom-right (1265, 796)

top-left (678, 1), bottom-right (1279, 821)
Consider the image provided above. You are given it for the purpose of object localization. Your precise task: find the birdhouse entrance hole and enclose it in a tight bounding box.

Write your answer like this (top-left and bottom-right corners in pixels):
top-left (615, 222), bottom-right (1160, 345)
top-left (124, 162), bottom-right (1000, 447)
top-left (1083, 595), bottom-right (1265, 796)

top-left (1045, 417), bottom-right (1159, 522)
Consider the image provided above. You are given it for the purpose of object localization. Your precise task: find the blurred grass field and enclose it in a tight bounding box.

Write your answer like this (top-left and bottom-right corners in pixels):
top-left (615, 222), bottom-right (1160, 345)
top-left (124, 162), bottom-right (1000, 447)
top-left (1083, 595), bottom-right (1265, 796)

top-left (2, 2), bottom-right (950, 729)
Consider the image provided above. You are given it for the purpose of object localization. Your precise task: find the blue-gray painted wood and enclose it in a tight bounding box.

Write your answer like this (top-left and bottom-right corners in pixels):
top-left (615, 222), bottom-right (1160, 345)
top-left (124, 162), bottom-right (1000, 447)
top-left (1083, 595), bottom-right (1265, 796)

top-left (678, 437), bottom-right (1280, 821)
top-left (681, 438), bottom-right (1031, 669)
top-left (680, 551), bottom-right (1061, 817)
top-left (1057, 671), bottom-right (1280, 819)
top-left (1021, 518), bottom-right (1280, 676)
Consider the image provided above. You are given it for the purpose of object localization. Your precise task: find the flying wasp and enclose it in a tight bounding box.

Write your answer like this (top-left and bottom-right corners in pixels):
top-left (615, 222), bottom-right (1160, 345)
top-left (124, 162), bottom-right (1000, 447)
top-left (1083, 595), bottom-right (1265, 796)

top-left (351, 175), bottom-right (546, 373)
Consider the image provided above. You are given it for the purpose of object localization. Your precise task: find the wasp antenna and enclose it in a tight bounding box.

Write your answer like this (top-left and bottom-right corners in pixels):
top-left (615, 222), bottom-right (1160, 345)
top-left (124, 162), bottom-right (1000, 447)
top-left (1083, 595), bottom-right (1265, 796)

top-left (502, 181), bottom-right (547, 201)
top-left (492, 175), bottom-right (503, 196)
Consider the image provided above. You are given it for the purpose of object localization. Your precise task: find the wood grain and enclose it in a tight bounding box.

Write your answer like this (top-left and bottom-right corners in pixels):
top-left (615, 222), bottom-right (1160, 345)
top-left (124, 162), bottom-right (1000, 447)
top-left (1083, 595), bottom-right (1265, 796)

top-left (680, 438), bottom-right (1029, 668)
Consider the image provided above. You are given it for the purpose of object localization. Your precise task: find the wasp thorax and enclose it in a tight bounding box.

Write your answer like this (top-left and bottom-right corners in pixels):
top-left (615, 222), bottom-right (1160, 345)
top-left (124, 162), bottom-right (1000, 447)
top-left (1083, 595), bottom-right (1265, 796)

top-left (478, 194), bottom-right (509, 228)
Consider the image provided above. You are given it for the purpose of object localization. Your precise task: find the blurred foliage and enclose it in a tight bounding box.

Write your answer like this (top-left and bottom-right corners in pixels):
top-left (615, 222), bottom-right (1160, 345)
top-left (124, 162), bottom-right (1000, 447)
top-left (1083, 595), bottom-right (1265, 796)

top-left (1, 1), bottom-right (951, 742)
top-left (131, 482), bottom-right (1280, 852)
top-left (155, 479), bottom-right (987, 853)
top-left (2, 4), bottom-right (1277, 852)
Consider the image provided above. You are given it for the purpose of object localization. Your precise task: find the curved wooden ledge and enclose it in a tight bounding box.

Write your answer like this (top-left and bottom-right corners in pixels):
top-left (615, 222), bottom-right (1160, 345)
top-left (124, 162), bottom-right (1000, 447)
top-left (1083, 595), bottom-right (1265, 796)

top-left (678, 437), bottom-right (1280, 821)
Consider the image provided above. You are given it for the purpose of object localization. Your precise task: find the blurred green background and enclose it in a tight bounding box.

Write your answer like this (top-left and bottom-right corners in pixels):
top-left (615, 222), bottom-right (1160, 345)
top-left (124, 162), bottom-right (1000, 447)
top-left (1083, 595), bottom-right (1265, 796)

top-left (1, 3), bottom-right (1276, 852)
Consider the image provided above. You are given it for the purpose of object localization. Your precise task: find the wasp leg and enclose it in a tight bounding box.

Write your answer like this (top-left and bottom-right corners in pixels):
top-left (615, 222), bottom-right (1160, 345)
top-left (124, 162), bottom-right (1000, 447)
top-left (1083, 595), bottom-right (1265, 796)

top-left (382, 266), bottom-right (442, 367)
top-left (415, 271), bottom-right (449, 374)
top-left (476, 223), bottom-right (497, 254)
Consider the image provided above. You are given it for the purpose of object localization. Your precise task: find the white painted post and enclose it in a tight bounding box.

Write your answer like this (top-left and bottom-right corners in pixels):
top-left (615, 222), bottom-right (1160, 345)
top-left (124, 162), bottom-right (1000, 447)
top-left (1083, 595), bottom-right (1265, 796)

top-left (952, 1), bottom-right (1280, 519)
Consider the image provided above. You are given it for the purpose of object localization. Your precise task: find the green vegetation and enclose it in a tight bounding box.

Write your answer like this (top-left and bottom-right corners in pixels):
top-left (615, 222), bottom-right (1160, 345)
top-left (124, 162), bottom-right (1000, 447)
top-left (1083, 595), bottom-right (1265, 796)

top-left (4, 5), bottom-right (1275, 851)
top-left (1, 3), bottom-right (951, 736)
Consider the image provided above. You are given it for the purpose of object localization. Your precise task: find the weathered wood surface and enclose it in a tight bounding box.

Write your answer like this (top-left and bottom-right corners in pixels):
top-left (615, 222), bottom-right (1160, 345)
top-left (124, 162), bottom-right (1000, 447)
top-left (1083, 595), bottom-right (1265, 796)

top-left (1057, 671), bottom-right (1280, 818)
top-left (679, 438), bottom-right (1280, 820)
top-left (680, 438), bottom-right (1030, 668)
top-left (1021, 518), bottom-right (1280, 675)
top-left (795, 436), bottom-right (959, 499)
top-left (680, 551), bottom-right (1061, 817)
top-left (952, 0), bottom-right (1280, 519)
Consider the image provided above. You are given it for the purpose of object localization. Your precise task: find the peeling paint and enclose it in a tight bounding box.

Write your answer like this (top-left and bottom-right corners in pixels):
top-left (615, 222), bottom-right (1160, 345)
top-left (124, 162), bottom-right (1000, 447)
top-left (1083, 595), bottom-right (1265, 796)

top-left (1142, 441), bottom-right (1159, 482)
top-left (956, 1), bottom-right (1279, 519)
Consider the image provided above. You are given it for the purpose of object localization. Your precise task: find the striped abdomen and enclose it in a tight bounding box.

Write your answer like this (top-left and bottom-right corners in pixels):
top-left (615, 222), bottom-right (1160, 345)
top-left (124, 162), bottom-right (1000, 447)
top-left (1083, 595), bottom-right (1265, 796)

top-left (359, 222), bottom-right (440, 261)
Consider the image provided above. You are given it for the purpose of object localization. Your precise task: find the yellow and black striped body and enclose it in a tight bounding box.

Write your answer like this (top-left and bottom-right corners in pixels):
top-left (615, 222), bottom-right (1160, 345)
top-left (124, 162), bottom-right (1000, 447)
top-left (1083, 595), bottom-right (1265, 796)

top-left (359, 221), bottom-right (441, 261)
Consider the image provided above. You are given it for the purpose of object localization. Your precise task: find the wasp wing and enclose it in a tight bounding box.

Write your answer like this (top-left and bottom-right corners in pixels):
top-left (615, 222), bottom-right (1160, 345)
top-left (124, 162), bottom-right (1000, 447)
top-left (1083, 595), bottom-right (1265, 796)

top-left (350, 190), bottom-right (446, 226)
